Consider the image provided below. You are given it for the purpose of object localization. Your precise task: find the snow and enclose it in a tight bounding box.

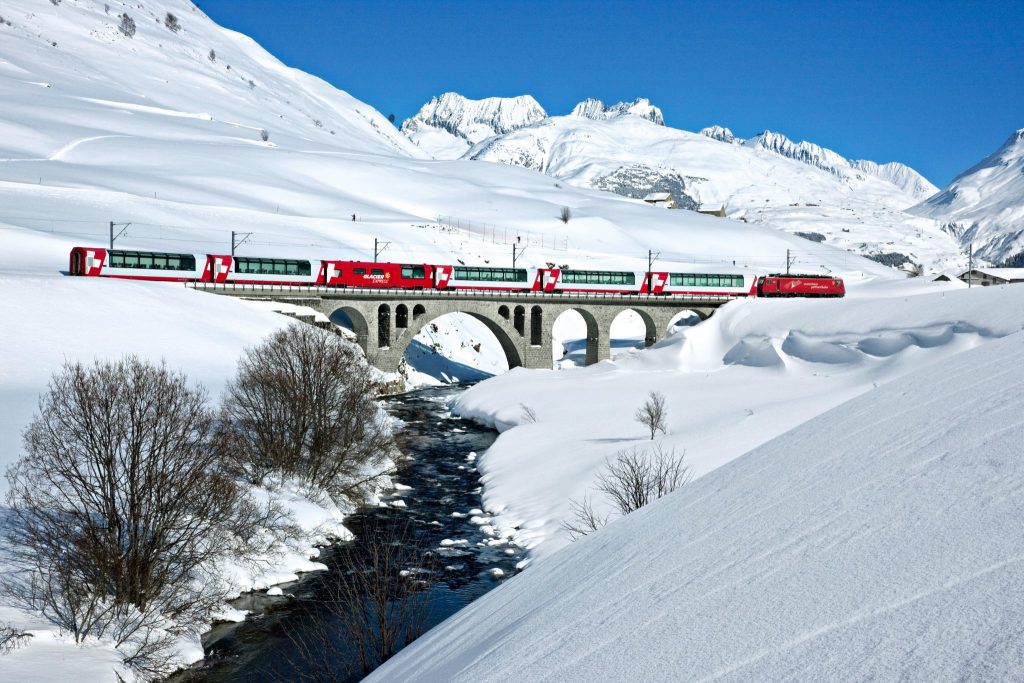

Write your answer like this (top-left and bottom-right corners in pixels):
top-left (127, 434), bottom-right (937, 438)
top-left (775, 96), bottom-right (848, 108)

top-left (449, 281), bottom-right (1024, 558)
top-left (0, 1), bottom-right (1017, 678)
top-left (370, 290), bottom-right (1024, 682)
top-left (459, 110), bottom-right (960, 272)
top-left (401, 92), bottom-right (546, 158)
top-left (569, 97), bottom-right (665, 126)
top-left (911, 129), bottom-right (1024, 264)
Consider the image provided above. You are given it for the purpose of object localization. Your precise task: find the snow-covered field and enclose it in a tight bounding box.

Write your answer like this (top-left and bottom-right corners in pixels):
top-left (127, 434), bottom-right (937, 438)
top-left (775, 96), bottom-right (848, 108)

top-left (371, 286), bottom-right (1024, 682)
top-left (450, 280), bottom-right (1024, 558)
top-left (0, 1), bottom-right (1019, 680)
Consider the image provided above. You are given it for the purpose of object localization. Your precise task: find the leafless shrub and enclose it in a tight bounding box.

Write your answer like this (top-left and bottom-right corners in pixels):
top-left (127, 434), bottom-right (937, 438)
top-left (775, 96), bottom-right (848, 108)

top-left (219, 324), bottom-right (393, 504)
top-left (118, 13), bottom-right (135, 37)
top-left (559, 206), bottom-right (571, 224)
top-left (563, 444), bottom-right (690, 540)
top-left (259, 128), bottom-right (268, 142)
top-left (634, 390), bottom-right (668, 439)
top-left (280, 521), bottom-right (436, 680)
top-left (520, 403), bottom-right (538, 424)
top-left (208, 48), bottom-right (216, 61)
top-left (0, 623), bottom-right (32, 654)
top-left (561, 495), bottom-right (610, 541)
top-left (163, 12), bottom-right (180, 32)
top-left (2, 358), bottom-right (265, 678)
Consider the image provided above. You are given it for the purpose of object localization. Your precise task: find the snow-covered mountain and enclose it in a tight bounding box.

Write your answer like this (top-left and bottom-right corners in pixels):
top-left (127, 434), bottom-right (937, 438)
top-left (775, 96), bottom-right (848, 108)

top-left (570, 97), bottom-right (664, 125)
top-left (403, 93), bottom-right (954, 271)
top-left (909, 129), bottom-right (1024, 265)
top-left (400, 92), bottom-right (547, 158)
top-left (699, 124), bottom-right (740, 144)
top-left (742, 130), bottom-right (938, 201)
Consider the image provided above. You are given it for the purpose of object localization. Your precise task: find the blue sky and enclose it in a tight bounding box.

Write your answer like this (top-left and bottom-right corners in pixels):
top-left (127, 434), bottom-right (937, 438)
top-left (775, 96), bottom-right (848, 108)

top-left (196, 0), bottom-right (1023, 186)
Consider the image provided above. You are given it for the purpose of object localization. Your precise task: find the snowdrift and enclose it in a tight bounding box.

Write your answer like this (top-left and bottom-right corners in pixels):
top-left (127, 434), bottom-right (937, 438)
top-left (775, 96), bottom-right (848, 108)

top-left (453, 282), bottom-right (1024, 557)
top-left (371, 312), bottom-right (1024, 682)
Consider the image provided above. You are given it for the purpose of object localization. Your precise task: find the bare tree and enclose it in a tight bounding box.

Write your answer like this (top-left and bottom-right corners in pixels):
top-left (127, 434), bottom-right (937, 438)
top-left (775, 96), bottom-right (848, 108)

top-left (0, 623), bottom-right (32, 655)
top-left (208, 48), bottom-right (216, 62)
top-left (3, 357), bottom-right (265, 678)
top-left (219, 324), bottom-right (393, 504)
top-left (259, 128), bottom-right (269, 142)
top-left (279, 521), bottom-right (436, 681)
top-left (561, 495), bottom-right (610, 541)
top-left (559, 206), bottom-right (572, 224)
top-left (634, 390), bottom-right (668, 439)
top-left (564, 444), bottom-right (690, 540)
top-left (163, 12), bottom-right (180, 32)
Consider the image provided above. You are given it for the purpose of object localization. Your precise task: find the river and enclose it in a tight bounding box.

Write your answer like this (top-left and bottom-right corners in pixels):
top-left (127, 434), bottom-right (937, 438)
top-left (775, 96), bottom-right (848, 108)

top-left (178, 385), bottom-right (524, 682)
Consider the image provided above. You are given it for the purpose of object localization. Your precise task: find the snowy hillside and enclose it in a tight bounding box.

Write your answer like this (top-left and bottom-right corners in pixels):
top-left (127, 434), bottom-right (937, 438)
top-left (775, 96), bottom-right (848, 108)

top-left (400, 92), bottom-right (546, 159)
top-left (460, 110), bottom-right (959, 272)
top-left (371, 286), bottom-right (1024, 682)
top-left (743, 130), bottom-right (939, 201)
top-left (446, 279), bottom-right (1023, 558)
top-left (910, 129), bottom-right (1024, 265)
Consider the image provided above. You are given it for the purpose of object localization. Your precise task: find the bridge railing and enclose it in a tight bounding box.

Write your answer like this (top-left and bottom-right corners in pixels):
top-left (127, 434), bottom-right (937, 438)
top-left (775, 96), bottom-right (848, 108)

top-left (185, 282), bottom-right (739, 304)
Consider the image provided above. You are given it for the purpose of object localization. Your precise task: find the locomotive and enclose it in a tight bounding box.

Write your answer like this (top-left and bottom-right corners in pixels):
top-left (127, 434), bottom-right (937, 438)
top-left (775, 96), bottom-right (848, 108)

top-left (68, 246), bottom-right (844, 298)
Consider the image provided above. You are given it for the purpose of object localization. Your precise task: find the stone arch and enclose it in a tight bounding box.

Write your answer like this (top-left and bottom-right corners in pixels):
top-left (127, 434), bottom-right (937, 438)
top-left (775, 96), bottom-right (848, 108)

top-left (530, 305), bottom-right (543, 346)
top-left (498, 304), bottom-right (510, 321)
top-left (413, 304), bottom-right (426, 320)
top-left (394, 307), bottom-right (524, 372)
top-left (610, 307), bottom-right (659, 349)
top-left (552, 307), bottom-right (602, 366)
top-left (326, 305), bottom-right (369, 354)
top-left (396, 304), bottom-right (409, 329)
top-left (513, 305), bottom-right (526, 337)
top-left (377, 304), bottom-right (390, 348)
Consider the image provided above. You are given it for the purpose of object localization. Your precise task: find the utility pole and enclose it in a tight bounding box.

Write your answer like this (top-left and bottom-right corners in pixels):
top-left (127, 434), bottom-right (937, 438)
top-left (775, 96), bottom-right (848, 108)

top-left (967, 242), bottom-right (973, 288)
top-left (513, 243), bottom-right (526, 269)
top-left (231, 230), bottom-right (253, 257)
top-left (374, 238), bottom-right (391, 262)
top-left (647, 249), bottom-right (660, 291)
top-left (109, 221), bottom-right (131, 250)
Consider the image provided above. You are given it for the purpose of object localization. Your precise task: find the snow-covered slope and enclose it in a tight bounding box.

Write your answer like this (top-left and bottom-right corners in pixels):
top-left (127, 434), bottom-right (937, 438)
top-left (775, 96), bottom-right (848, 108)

top-left (400, 92), bottom-right (546, 159)
top-left (744, 130), bottom-right (939, 201)
top-left (445, 280), bottom-right (1022, 558)
top-left (371, 286), bottom-right (1024, 682)
top-left (910, 129), bottom-right (1024, 265)
top-left (462, 111), bottom-right (958, 272)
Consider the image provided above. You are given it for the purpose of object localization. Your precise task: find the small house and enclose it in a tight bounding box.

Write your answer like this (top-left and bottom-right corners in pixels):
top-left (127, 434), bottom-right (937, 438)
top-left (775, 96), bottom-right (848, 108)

top-left (642, 192), bottom-right (677, 209)
top-left (957, 268), bottom-right (1024, 286)
top-left (697, 205), bottom-right (727, 218)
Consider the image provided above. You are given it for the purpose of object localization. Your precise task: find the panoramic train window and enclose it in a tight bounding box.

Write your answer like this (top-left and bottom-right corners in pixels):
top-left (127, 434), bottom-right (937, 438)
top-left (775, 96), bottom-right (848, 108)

top-left (401, 265), bottom-right (426, 279)
top-left (109, 250), bottom-right (196, 271)
top-left (669, 273), bottom-right (744, 287)
top-left (371, 268), bottom-right (385, 276)
top-left (354, 268), bottom-right (366, 275)
top-left (234, 258), bottom-right (311, 276)
top-left (453, 266), bottom-right (528, 282)
top-left (560, 270), bottom-right (635, 285)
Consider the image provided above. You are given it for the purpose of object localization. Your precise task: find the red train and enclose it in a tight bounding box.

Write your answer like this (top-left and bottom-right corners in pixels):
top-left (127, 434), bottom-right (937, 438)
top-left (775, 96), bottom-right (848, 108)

top-left (68, 247), bottom-right (844, 298)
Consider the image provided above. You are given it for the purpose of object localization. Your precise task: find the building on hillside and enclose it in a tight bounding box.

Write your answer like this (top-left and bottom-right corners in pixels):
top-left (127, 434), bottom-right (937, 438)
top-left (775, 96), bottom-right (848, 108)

top-left (957, 268), bottom-right (1024, 286)
top-left (642, 192), bottom-right (677, 209)
top-left (697, 205), bottom-right (727, 218)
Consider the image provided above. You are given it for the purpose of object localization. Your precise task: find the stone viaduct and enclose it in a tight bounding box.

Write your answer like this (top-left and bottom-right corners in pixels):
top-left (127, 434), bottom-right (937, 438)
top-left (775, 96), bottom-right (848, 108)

top-left (189, 284), bottom-right (730, 372)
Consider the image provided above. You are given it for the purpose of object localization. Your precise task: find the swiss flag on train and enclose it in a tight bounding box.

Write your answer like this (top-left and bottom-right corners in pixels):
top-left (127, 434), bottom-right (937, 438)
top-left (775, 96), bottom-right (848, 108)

top-left (202, 255), bottom-right (232, 283)
top-left (640, 272), bottom-right (669, 294)
top-left (434, 265), bottom-right (452, 288)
